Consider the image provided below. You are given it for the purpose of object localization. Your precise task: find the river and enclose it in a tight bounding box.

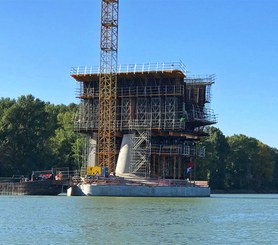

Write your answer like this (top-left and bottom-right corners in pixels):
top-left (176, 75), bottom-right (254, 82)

top-left (0, 194), bottom-right (277, 244)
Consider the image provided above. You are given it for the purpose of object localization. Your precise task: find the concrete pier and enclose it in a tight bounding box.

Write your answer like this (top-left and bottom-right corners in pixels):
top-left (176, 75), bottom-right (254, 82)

top-left (115, 134), bottom-right (133, 175)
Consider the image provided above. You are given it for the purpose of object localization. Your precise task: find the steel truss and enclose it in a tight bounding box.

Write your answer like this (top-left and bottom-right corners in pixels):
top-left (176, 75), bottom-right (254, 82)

top-left (120, 98), bottom-right (131, 129)
top-left (151, 97), bottom-right (161, 128)
top-left (164, 97), bottom-right (177, 129)
top-left (98, 0), bottom-right (119, 172)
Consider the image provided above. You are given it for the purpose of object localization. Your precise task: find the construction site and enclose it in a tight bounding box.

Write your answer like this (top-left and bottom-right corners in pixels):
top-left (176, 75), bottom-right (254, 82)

top-left (70, 0), bottom-right (216, 188)
top-left (71, 62), bottom-right (216, 180)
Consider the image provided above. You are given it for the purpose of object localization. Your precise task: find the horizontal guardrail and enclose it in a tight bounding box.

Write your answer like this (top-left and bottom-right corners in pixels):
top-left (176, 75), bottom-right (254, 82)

top-left (71, 62), bottom-right (186, 76)
top-left (76, 85), bottom-right (185, 98)
top-left (73, 113), bottom-right (217, 131)
top-left (185, 74), bottom-right (216, 84)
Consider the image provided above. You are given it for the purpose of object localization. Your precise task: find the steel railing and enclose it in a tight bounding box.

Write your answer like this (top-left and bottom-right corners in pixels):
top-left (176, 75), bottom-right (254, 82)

top-left (71, 61), bottom-right (186, 76)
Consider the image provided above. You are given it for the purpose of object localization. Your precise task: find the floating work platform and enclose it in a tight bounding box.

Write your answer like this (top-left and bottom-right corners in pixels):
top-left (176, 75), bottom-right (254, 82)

top-left (0, 179), bottom-right (67, 196)
top-left (67, 175), bottom-right (210, 197)
top-left (0, 168), bottom-right (70, 196)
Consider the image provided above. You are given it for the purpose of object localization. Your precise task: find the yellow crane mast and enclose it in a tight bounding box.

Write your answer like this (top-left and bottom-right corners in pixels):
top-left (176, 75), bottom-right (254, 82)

top-left (97, 0), bottom-right (119, 173)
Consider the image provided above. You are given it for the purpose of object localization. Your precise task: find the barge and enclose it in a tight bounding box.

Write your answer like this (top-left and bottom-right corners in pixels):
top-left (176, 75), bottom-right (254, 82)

top-left (0, 168), bottom-right (69, 196)
top-left (0, 179), bottom-right (66, 196)
top-left (67, 175), bottom-right (210, 197)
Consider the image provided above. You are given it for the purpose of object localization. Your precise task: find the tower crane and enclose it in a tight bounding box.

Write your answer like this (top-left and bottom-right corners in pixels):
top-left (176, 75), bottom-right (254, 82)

top-left (97, 0), bottom-right (119, 173)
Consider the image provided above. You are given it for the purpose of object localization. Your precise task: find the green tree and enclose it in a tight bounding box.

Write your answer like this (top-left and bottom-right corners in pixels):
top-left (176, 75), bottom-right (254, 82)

top-left (253, 142), bottom-right (275, 190)
top-left (227, 135), bottom-right (275, 191)
top-left (197, 127), bottom-right (229, 189)
top-left (0, 95), bottom-right (83, 176)
top-left (271, 148), bottom-right (278, 189)
top-left (0, 95), bottom-right (53, 175)
top-left (227, 135), bottom-right (257, 189)
top-left (49, 106), bottom-right (82, 170)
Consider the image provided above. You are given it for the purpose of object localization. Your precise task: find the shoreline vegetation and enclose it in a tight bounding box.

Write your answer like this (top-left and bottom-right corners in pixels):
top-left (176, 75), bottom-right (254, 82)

top-left (0, 95), bottom-right (278, 193)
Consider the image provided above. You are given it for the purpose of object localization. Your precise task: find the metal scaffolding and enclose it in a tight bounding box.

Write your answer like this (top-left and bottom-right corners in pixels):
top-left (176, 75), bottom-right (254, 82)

top-left (72, 62), bottom-right (216, 178)
top-left (130, 129), bottom-right (151, 177)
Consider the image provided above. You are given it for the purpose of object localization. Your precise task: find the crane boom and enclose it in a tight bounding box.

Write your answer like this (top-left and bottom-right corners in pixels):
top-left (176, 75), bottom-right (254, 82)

top-left (97, 0), bottom-right (119, 173)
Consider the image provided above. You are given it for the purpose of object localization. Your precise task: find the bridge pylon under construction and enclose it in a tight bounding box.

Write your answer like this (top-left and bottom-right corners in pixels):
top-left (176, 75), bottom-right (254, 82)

top-left (71, 62), bottom-right (216, 179)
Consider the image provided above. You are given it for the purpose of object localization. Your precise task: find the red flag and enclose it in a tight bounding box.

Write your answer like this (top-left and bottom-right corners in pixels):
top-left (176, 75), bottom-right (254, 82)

top-left (186, 162), bottom-right (194, 174)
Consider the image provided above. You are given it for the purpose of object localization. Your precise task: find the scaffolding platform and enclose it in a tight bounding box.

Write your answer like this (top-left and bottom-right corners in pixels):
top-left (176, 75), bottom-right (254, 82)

top-left (71, 61), bottom-right (217, 179)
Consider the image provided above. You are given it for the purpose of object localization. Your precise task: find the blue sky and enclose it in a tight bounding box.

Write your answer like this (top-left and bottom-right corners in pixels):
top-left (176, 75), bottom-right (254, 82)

top-left (0, 0), bottom-right (277, 148)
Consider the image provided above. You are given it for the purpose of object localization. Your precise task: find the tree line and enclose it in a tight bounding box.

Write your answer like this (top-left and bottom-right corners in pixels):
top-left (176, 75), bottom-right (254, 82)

top-left (0, 95), bottom-right (83, 177)
top-left (196, 127), bottom-right (278, 192)
top-left (0, 95), bottom-right (277, 192)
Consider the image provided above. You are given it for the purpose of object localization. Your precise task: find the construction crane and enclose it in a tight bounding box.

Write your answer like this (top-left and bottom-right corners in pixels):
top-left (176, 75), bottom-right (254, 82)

top-left (97, 0), bottom-right (119, 173)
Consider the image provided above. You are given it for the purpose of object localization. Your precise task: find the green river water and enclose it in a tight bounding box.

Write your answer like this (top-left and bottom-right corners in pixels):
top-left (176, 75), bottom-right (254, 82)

top-left (0, 194), bottom-right (277, 244)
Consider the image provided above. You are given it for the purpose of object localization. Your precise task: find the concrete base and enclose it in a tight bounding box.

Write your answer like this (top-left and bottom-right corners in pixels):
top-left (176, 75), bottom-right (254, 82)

top-left (68, 184), bottom-right (210, 197)
top-left (67, 185), bottom-right (86, 196)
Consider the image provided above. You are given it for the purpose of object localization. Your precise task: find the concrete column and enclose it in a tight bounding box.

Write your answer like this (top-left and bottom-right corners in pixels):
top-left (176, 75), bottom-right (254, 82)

top-left (87, 133), bottom-right (97, 167)
top-left (115, 134), bottom-right (133, 175)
